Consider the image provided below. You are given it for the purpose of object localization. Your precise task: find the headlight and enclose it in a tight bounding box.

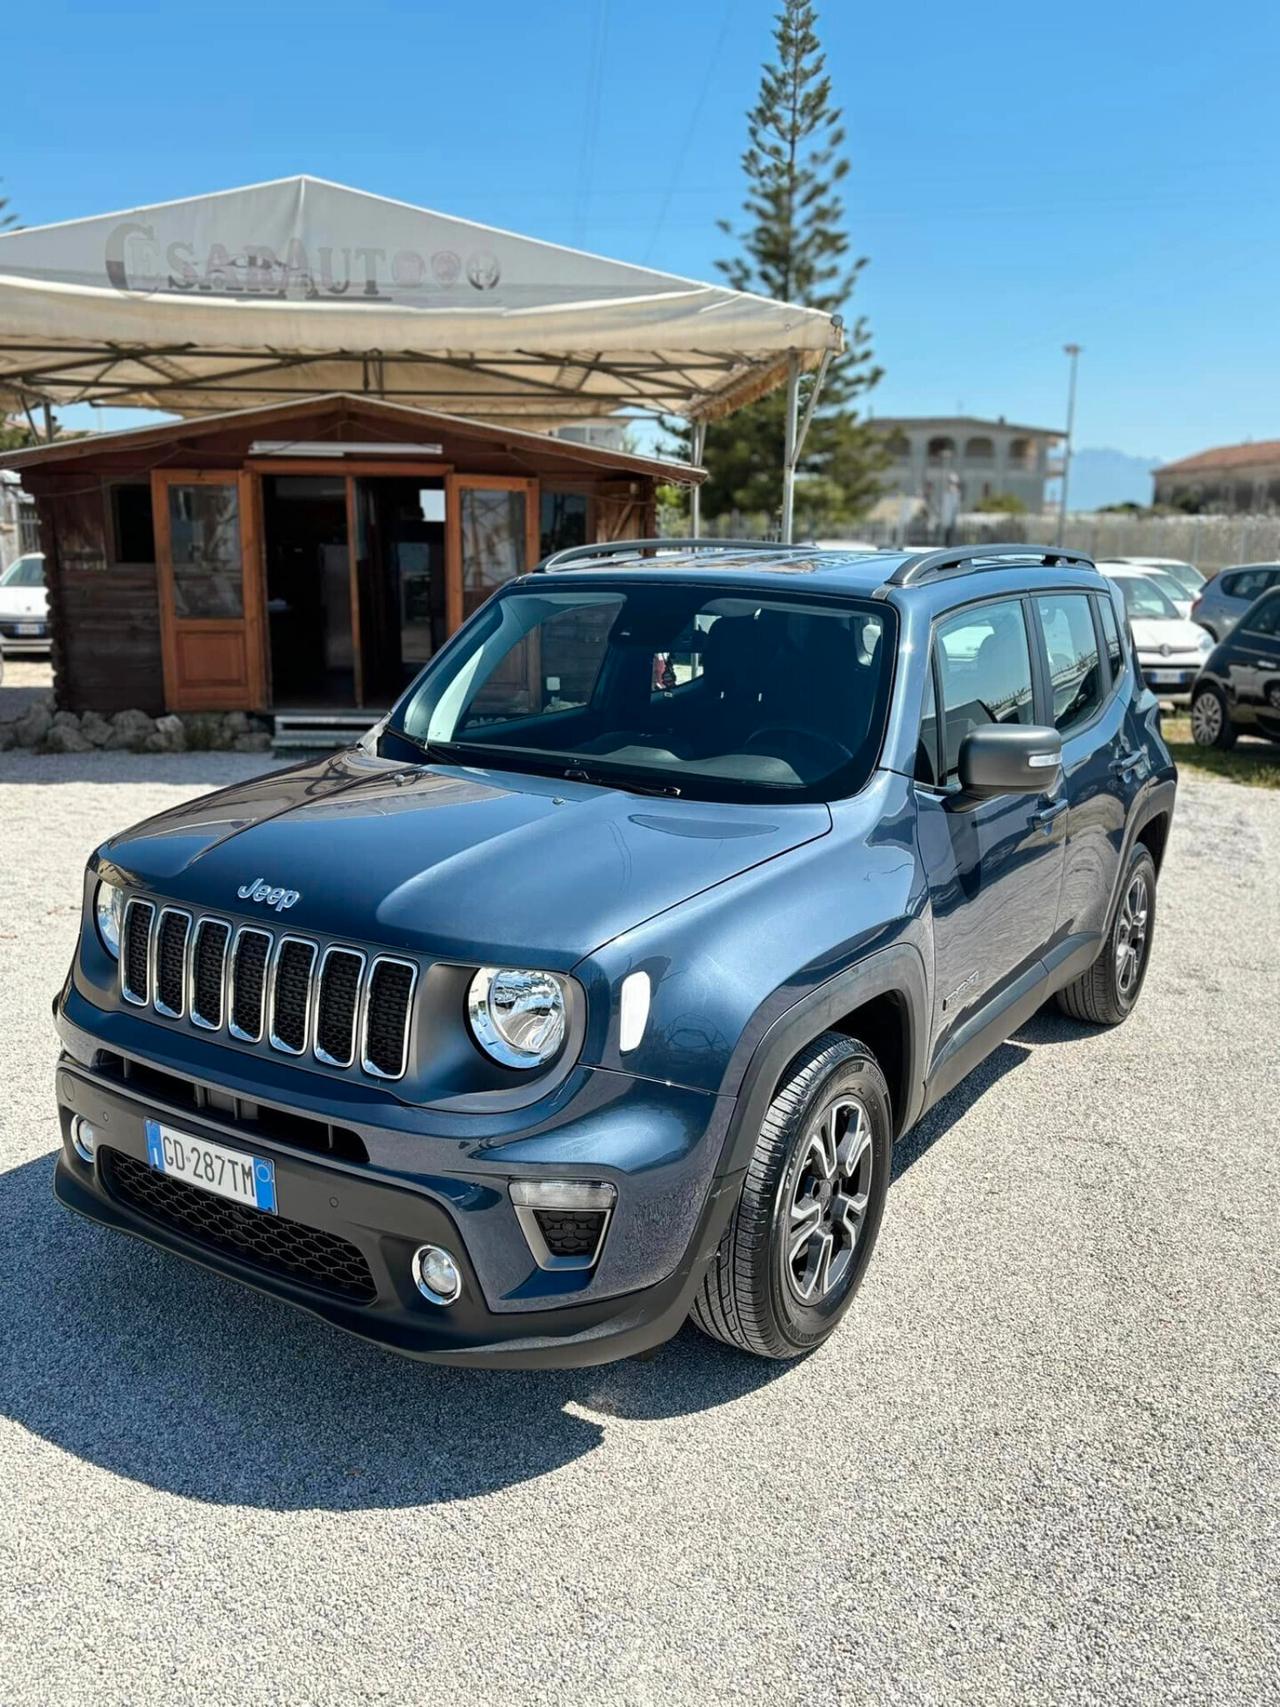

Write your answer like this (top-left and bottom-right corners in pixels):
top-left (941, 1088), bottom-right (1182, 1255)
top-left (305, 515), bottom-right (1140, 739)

top-left (94, 879), bottom-right (124, 958)
top-left (467, 966), bottom-right (567, 1068)
top-left (1196, 629), bottom-right (1213, 652)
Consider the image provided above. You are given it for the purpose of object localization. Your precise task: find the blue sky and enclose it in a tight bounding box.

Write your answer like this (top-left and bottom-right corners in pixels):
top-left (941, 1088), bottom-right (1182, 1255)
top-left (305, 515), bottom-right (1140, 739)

top-left (4, 0), bottom-right (1278, 463)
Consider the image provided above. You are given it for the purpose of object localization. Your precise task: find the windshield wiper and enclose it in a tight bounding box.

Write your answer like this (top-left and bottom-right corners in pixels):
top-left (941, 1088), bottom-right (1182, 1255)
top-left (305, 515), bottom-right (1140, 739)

top-left (562, 764), bottom-right (682, 797)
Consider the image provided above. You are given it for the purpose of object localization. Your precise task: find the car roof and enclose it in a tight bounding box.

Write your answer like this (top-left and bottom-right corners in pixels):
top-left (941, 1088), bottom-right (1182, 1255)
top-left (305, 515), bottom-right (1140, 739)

top-left (531, 541), bottom-right (1110, 607)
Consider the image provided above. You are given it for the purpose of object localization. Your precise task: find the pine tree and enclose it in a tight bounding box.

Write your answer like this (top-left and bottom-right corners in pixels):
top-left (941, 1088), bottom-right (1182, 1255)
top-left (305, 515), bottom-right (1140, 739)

top-left (675, 1), bottom-right (884, 532)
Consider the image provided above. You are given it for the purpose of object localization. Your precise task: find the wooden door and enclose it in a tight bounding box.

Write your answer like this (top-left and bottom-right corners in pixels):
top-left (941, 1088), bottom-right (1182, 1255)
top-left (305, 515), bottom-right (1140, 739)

top-left (153, 469), bottom-right (266, 711)
top-left (445, 474), bottom-right (539, 633)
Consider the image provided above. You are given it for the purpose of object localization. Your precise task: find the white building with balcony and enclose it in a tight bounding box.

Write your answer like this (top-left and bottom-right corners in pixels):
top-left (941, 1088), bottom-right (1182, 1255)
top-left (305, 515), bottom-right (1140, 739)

top-left (873, 415), bottom-right (1063, 516)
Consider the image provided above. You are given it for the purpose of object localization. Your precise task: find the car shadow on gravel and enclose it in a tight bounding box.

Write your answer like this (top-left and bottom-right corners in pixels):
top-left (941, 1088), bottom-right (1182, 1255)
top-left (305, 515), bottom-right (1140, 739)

top-left (0, 1151), bottom-right (792, 1509)
top-left (0, 1027), bottom-right (1071, 1509)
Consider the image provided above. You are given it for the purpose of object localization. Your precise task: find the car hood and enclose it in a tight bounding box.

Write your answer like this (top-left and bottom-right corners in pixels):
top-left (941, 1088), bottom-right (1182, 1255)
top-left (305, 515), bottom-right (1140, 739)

top-left (100, 748), bottom-right (832, 967)
top-left (1129, 616), bottom-right (1207, 653)
top-left (0, 587), bottom-right (47, 620)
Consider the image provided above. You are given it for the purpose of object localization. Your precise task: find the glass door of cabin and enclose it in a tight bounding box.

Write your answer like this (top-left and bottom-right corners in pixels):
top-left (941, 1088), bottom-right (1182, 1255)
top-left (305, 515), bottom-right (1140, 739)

top-left (445, 475), bottom-right (539, 629)
top-left (152, 470), bottom-right (266, 711)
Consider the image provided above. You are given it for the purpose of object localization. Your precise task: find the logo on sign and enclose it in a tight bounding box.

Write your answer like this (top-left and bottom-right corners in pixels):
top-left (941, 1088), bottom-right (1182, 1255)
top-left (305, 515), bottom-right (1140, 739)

top-left (237, 877), bottom-right (300, 912)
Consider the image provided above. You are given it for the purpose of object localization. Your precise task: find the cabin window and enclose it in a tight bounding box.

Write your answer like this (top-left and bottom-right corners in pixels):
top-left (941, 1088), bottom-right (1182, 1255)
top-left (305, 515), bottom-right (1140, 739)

top-left (110, 483), bottom-right (156, 564)
top-left (539, 490), bottom-right (590, 559)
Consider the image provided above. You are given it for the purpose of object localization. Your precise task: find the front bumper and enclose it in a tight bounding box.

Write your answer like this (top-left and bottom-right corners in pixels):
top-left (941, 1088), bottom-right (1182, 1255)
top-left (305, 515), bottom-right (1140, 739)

top-left (52, 996), bottom-right (740, 1368)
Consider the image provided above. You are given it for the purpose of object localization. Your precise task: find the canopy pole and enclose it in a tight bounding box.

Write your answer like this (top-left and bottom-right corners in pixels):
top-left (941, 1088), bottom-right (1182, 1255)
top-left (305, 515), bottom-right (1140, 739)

top-left (780, 347), bottom-right (833, 543)
top-left (690, 420), bottom-right (707, 537)
top-left (780, 354), bottom-right (800, 543)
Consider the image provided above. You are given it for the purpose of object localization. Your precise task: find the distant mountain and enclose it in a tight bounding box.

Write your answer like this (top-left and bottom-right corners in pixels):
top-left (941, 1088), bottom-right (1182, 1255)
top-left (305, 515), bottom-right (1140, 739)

top-left (1062, 447), bottom-right (1159, 512)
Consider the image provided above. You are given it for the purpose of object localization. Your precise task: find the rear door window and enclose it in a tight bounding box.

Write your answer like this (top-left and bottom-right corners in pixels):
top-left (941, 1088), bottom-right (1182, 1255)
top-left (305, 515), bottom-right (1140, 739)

top-left (1034, 594), bottom-right (1104, 734)
top-left (1097, 594), bottom-right (1124, 677)
top-left (935, 599), bottom-right (1036, 786)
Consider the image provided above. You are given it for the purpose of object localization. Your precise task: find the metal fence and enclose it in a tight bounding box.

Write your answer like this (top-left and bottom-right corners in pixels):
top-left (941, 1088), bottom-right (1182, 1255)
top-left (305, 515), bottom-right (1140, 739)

top-left (666, 507), bottom-right (1280, 574)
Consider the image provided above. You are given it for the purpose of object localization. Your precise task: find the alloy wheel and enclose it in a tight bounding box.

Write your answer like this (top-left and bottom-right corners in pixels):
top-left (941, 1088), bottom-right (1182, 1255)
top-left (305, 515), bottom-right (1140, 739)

top-left (1114, 872), bottom-right (1150, 998)
top-left (784, 1096), bottom-right (874, 1305)
top-left (1191, 691), bottom-right (1223, 746)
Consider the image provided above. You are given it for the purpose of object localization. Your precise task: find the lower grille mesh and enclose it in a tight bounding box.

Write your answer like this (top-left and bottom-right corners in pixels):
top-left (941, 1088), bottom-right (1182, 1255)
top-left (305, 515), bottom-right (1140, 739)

top-left (104, 1148), bottom-right (377, 1302)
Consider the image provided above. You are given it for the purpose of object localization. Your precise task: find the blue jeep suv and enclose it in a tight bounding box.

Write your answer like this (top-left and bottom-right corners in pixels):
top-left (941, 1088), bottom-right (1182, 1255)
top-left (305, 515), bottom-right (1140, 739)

top-left (53, 541), bottom-right (1176, 1365)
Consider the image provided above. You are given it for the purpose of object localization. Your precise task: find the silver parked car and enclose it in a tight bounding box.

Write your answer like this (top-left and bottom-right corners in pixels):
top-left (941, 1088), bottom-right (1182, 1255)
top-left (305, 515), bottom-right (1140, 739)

top-left (1191, 563), bottom-right (1280, 642)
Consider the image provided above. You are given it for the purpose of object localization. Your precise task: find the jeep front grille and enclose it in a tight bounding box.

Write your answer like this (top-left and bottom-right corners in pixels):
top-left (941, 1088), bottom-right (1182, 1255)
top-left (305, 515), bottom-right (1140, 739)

top-left (116, 900), bottom-right (418, 1081)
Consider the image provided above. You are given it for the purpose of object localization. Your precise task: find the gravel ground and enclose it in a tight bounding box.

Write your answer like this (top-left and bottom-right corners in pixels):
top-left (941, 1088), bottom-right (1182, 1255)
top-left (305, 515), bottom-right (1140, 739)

top-left (0, 751), bottom-right (1276, 1706)
top-left (0, 654), bottom-right (54, 720)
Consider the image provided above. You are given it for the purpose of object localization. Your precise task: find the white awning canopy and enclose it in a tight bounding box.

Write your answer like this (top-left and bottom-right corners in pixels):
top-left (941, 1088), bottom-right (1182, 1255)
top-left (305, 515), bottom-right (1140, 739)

top-left (0, 176), bottom-right (842, 428)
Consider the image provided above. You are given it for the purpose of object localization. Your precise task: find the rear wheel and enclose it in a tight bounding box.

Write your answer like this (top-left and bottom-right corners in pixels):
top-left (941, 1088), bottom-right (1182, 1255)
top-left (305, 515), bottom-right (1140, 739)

top-left (1190, 684), bottom-right (1236, 749)
top-left (1056, 845), bottom-right (1157, 1026)
top-left (691, 1033), bottom-right (892, 1360)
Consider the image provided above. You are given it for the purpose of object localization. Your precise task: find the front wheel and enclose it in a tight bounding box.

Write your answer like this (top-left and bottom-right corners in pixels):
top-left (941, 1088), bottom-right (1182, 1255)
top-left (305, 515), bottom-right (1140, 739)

top-left (691, 1033), bottom-right (892, 1359)
top-left (1190, 684), bottom-right (1236, 750)
top-left (1056, 845), bottom-right (1157, 1026)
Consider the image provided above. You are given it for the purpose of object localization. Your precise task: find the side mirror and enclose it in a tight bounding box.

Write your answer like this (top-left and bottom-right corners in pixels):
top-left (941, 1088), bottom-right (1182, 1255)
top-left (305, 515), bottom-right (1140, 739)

top-left (958, 724), bottom-right (1061, 797)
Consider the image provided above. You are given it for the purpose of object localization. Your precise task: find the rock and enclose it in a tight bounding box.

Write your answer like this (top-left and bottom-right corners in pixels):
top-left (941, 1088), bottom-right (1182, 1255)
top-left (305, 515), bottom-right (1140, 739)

top-left (51, 709), bottom-right (81, 731)
top-left (0, 724), bottom-right (15, 752)
top-left (232, 733), bottom-right (272, 753)
top-left (223, 711), bottom-right (251, 736)
top-left (13, 703), bottom-right (52, 748)
top-left (153, 713), bottom-right (187, 752)
top-left (44, 723), bottom-right (93, 754)
top-left (79, 711), bottom-right (113, 747)
top-left (110, 708), bottom-right (157, 742)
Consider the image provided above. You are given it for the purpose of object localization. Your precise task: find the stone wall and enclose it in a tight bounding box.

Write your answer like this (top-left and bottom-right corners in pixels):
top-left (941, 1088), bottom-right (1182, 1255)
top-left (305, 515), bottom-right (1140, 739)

top-left (0, 694), bottom-right (272, 754)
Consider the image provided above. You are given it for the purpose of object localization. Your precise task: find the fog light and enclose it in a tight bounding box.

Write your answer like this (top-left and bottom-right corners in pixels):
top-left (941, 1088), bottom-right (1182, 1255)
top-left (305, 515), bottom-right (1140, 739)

top-left (411, 1243), bottom-right (462, 1306)
top-left (71, 1118), bottom-right (97, 1163)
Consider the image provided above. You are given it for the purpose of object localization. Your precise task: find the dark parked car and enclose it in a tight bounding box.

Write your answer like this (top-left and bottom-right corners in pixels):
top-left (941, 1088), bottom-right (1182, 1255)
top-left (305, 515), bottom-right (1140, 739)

top-left (1191, 562), bottom-right (1280, 642)
top-left (1190, 586), bottom-right (1280, 749)
top-left (53, 541), bottom-right (1176, 1366)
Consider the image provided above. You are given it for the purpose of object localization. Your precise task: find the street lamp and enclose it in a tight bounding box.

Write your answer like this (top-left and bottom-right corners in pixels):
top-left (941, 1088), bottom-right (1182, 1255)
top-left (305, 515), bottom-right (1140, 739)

top-left (1057, 343), bottom-right (1082, 545)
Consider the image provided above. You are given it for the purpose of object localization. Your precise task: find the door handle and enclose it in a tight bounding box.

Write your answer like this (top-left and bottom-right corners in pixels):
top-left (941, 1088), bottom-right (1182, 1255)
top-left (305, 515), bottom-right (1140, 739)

top-left (1033, 800), bottom-right (1068, 833)
top-left (1111, 748), bottom-right (1142, 775)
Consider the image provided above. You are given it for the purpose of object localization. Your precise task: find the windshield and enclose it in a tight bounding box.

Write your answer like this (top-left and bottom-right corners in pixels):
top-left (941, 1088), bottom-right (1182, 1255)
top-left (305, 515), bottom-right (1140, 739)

top-left (1116, 575), bottom-right (1178, 620)
top-left (0, 553), bottom-right (44, 589)
top-left (388, 579), bottom-right (896, 802)
top-left (1144, 568), bottom-right (1190, 605)
top-left (1158, 561), bottom-right (1204, 594)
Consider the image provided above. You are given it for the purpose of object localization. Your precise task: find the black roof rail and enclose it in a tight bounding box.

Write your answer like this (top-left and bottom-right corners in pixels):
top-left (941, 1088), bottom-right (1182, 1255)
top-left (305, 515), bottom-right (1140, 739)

top-left (882, 542), bottom-right (1096, 590)
top-left (539, 537), bottom-right (792, 572)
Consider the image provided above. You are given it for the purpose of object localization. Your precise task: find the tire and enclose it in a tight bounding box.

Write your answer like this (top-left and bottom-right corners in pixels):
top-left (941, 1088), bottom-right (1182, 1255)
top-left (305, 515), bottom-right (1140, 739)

top-left (691, 1032), bottom-right (892, 1359)
top-left (1190, 684), bottom-right (1236, 750)
top-left (1056, 845), bottom-right (1157, 1026)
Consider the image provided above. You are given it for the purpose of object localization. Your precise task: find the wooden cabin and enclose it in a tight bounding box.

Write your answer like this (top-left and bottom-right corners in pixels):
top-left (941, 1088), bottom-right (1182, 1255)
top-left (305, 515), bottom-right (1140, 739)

top-left (2, 394), bottom-right (700, 720)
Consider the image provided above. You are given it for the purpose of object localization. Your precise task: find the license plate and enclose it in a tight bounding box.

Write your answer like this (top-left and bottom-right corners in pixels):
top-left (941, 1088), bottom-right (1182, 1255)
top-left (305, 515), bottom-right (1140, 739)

top-left (15, 622), bottom-right (42, 636)
top-left (1149, 669), bottom-right (1190, 685)
top-left (144, 1119), bottom-right (277, 1213)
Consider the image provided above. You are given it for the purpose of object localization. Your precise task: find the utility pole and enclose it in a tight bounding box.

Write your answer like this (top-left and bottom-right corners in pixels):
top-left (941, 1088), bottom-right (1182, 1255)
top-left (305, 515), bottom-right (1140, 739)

top-left (1057, 343), bottom-right (1081, 545)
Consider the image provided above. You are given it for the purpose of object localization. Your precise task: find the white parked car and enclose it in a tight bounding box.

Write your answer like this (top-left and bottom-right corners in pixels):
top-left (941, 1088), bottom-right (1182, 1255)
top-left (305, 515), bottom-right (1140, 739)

top-left (0, 552), bottom-right (49, 652)
top-left (1109, 556), bottom-right (1206, 599)
top-left (1096, 559), bottom-right (1194, 620)
top-left (1101, 565), bottom-right (1212, 704)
